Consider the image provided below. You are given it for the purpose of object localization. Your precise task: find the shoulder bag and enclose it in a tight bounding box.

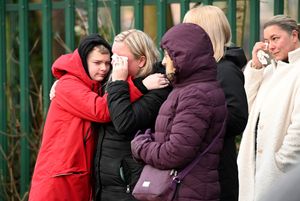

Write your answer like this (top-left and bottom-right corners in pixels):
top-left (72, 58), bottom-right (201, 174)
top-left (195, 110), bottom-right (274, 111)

top-left (132, 121), bottom-right (225, 201)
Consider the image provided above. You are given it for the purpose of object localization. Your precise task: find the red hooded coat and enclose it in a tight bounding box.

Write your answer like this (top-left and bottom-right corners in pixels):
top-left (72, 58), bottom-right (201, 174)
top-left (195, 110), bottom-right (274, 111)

top-left (29, 50), bottom-right (142, 201)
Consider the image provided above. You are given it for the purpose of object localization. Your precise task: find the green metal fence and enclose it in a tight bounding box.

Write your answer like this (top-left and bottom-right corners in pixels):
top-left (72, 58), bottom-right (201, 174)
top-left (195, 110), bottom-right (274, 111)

top-left (0, 0), bottom-right (291, 200)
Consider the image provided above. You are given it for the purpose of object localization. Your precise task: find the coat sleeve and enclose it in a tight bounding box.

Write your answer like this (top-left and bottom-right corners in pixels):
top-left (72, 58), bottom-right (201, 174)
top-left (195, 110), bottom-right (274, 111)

top-left (275, 81), bottom-right (300, 172)
top-left (107, 80), bottom-right (171, 135)
top-left (217, 61), bottom-right (248, 136)
top-left (52, 75), bottom-right (143, 123)
top-left (133, 90), bottom-right (215, 170)
top-left (244, 61), bottom-right (265, 113)
top-left (54, 75), bottom-right (111, 122)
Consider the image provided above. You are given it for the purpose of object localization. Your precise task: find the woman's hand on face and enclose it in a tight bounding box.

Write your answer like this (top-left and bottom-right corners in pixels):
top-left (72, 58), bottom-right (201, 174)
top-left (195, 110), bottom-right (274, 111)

top-left (111, 54), bottom-right (128, 81)
top-left (251, 42), bottom-right (269, 69)
top-left (142, 73), bottom-right (170, 90)
top-left (49, 80), bottom-right (59, 100)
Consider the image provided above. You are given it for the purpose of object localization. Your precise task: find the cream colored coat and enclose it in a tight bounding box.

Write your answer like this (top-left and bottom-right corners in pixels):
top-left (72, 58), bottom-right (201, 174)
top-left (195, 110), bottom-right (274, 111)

top-left (238, 48), bottom-right (300, 201)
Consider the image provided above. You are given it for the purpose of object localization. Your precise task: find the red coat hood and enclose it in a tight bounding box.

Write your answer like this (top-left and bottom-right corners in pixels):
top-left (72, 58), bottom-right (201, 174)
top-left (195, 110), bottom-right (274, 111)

top-left (52, 49), bottom-right (100, 90)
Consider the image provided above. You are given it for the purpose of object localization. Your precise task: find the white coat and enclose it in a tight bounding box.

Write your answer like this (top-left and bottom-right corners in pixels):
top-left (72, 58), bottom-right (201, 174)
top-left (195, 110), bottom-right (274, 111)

top-left (238, 47), bottom-right (300, 201)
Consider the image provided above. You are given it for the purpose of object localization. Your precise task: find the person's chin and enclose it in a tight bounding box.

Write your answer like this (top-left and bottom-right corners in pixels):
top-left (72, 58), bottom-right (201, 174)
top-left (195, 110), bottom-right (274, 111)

top-left (275, 55), bottom-right (286, 62)
top-left (94, 76), bottom-right (104, 82)
top-left (272, 52), bottom-right (284, 61)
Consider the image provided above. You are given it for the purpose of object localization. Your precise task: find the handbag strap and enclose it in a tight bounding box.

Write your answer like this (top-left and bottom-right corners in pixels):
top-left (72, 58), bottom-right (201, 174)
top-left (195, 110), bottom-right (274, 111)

top-left (173, 119), bottom-right (226, 183)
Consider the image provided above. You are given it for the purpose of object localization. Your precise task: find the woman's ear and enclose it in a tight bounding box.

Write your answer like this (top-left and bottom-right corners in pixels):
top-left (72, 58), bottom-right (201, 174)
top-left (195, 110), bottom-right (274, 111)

top-left (292, 30), bottom-right (299, 43)
top-left (138, 56), bottom-right (146, 68)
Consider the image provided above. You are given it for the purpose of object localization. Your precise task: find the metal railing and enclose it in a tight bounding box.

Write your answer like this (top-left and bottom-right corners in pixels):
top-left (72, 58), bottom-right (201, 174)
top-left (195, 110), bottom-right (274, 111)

top-left (0, 0), bottom-right (288, 199)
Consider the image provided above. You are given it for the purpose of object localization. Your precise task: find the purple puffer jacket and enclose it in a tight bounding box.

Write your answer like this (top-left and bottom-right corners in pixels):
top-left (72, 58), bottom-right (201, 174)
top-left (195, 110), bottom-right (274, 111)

top-left (131, 23), bottom-right (227, 201)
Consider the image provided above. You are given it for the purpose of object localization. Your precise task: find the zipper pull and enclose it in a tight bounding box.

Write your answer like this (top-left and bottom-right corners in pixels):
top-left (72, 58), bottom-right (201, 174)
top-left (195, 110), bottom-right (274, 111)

top-left (170, 169), bottom-right (177, 176)
top-left (126, 185), bottom-right (130, 193)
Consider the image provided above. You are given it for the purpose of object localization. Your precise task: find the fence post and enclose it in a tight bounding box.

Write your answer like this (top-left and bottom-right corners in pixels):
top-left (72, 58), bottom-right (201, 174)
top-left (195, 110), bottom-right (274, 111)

top-left (156, 0), bottom-right (167, 49)
top-left (274, 0), bottom-right (284, 15)
top-left (42, 0), bottom-right (53, 116)
top-left (19, 0), bottom-right (31, 197)
top-left (87, 0), bottom-right (98, 34)
top-left (0, 1), bottom-right (8, 199)
top-left (111, 0), bottom-right (121, 39)
top-left (298, 0), bottom-right (300, 22)
top-left (203, 0), bottom-right (213, 5)
top-left (227, 0), bottom-right (237, 44)
top-left (249, 0), bottom-right (260, 56)
top-left (180, 0), bottom-right (189, 22)
top-left (134, 0), bottom-right (144, 30)
top-left (65, 0), bottom-right (75, 51)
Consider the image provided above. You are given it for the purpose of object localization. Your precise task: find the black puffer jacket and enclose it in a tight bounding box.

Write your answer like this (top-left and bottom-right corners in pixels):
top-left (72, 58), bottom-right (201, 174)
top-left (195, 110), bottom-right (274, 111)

top-left (217, 46), bottom-right (248, 201)
top-left (94, 62), bottom-right (172, 201)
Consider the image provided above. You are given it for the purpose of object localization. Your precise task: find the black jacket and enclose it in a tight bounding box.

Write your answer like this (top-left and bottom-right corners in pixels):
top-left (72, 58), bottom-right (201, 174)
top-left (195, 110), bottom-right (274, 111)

top-left (217, 47), bottom-right (248, 201)
top-left (94, 62), bottom-right (171, 201)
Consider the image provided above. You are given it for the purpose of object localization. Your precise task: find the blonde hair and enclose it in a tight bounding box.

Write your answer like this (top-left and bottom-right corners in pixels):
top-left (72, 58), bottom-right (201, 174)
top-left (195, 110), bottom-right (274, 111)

top-left (183, 5), bottom-right (232, 62)
top-left (114, 29), bottom-right (160, 78)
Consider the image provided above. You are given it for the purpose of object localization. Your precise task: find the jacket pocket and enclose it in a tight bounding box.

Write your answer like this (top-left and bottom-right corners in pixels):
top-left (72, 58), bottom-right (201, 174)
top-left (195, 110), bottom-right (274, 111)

top-left (120, 159), bottom-right (132, 193)
top-left (51, 171), bottom-right (88, 178)
top-left (120, 157), bottom-right (144, 193)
